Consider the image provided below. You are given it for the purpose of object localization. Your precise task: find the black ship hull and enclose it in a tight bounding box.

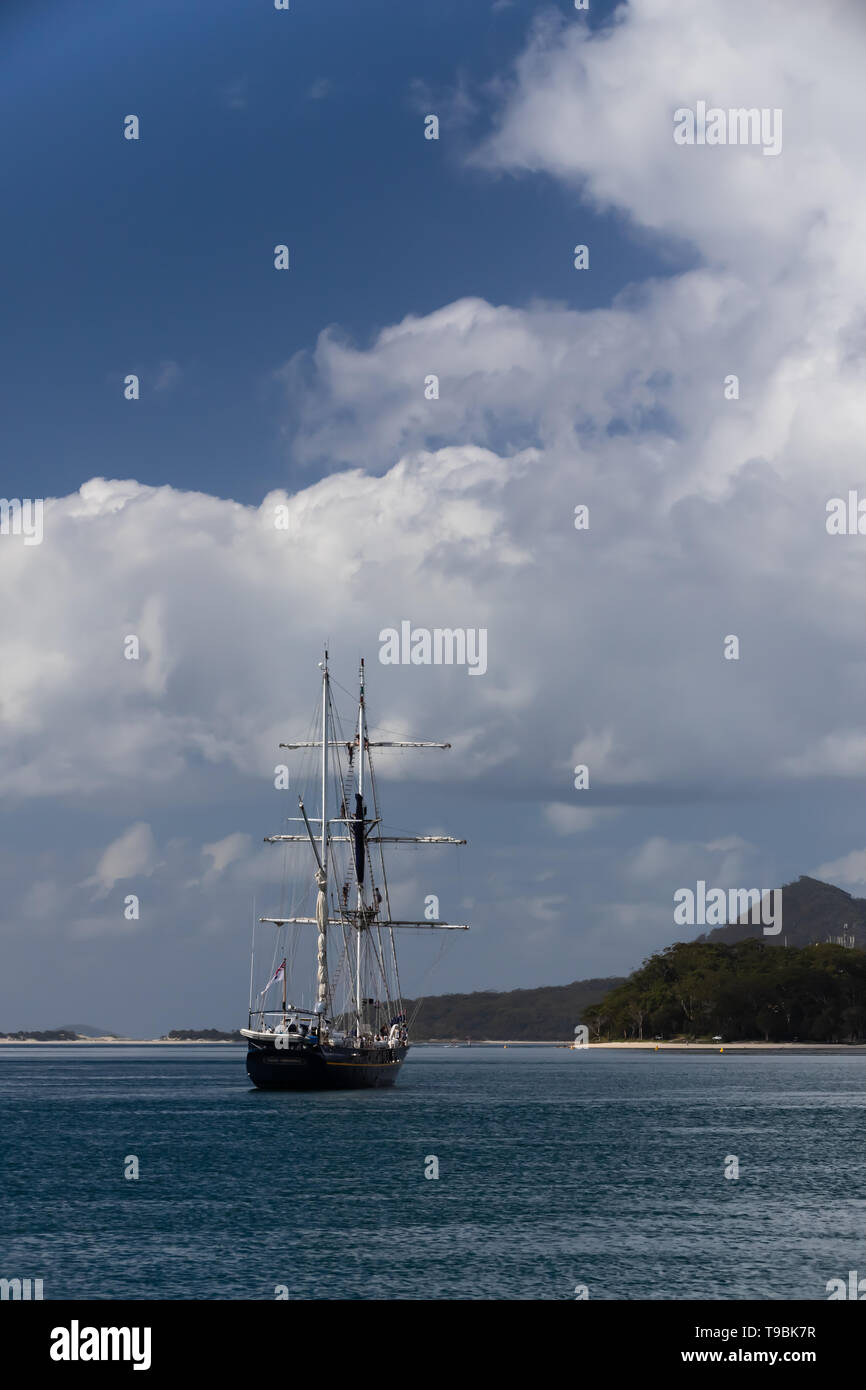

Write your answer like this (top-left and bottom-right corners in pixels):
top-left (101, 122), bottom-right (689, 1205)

top-left (246, 1039), bottom-right (408, 1090)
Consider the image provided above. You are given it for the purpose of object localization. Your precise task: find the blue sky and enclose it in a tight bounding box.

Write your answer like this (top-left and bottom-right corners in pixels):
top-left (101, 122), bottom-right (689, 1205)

top-left (1, 0), bottom-right (671, 504)
top-left (2, 0), bottom-right (864, 1034)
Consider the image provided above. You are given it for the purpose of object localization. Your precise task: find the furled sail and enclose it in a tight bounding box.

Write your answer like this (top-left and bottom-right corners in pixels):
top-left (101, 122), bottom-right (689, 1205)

top-left (352, 793), bottom-right (366, 884)
top-left (315, 866), bottom-right (328, 1006)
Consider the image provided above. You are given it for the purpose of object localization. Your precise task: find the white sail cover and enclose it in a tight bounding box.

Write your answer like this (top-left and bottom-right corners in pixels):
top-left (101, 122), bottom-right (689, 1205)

top-left (315, 867), bottom-right (328, 1005)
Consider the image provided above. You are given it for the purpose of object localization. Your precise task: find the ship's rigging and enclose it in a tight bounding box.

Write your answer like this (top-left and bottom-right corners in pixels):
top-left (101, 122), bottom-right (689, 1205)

top-left (247, 652), bottom-right (468, 1047)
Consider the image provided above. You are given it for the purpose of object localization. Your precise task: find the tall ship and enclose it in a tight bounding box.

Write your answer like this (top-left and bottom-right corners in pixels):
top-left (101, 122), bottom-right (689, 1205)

top-left (242, 652), bottom-right (468, 1089)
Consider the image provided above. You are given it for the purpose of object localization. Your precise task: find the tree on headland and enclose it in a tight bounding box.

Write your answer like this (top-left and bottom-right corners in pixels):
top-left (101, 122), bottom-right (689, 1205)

top-left (582, 940), bottom-right (866, 1043)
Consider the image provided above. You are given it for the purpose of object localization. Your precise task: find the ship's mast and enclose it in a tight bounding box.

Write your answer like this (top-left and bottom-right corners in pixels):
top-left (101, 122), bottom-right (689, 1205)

top-left (262, 653), bottom-right (470, 1041)
top-left (356, 659), bottom-right (366, 1037)
top-left (316, 652), bottom-right (330, 1020)
top-left (321, 653), bottom-right (329, 879)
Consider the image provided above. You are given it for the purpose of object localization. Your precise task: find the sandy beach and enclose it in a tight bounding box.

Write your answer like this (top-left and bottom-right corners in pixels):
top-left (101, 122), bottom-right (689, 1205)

top-left (590, 1040), bottom-right (866, 1052)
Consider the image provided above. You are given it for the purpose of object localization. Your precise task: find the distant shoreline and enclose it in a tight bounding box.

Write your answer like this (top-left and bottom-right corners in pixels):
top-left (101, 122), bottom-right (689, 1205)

top-left (3, 1037), bottom-right (866, 1052)
top-left (0, 1037), bottom-right (243, 1045)
top-left (590, 1041), bottom-right (866, 1052)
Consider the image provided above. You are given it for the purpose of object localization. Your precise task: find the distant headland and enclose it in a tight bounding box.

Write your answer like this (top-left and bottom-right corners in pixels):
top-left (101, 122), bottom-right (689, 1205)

top-left (4, 877), bottom-right (866, 1045)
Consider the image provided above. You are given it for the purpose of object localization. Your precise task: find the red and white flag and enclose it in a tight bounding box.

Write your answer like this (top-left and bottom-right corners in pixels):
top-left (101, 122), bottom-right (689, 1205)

top-left (261, 959), bottom-right (286, 994)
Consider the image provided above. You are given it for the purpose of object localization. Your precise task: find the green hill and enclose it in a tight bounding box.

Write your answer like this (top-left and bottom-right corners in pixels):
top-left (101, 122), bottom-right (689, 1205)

top-left (583, 938), bottom-right (866, 1043)
top-left (698, 875), bottom-right (866, 948)
top-left (405, 977), bottom-right (625, 1041)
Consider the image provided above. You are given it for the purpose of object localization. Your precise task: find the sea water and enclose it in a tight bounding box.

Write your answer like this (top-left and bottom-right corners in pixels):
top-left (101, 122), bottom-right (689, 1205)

top-left (1, 1045), bottom-right (863, 1300)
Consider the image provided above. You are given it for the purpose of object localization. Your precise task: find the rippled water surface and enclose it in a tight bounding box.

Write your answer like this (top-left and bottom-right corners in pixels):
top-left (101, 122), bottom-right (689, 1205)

top-left (2, 1045), bottom-right (864, 1300)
